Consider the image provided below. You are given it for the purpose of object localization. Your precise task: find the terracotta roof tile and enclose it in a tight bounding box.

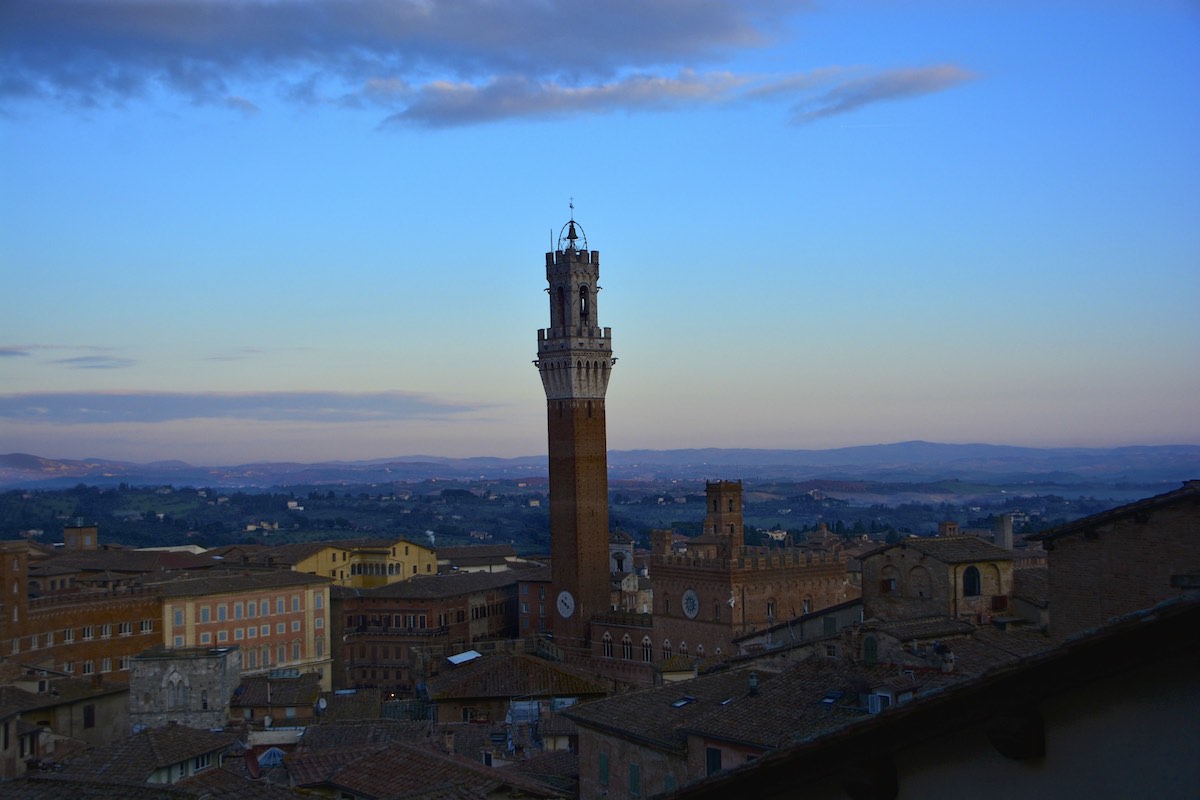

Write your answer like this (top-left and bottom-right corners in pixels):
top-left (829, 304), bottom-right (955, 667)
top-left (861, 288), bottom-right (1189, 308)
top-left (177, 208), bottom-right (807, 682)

top-left (56, 724), bottom-right (236, 784)
top-left (862, 536), bottom-right (1014, 564)
top-left (233, 673), bottom-right (322, 707)
top-left (149, 569), bottom-right (330, 597)
top-left (363, 566), bottom-right (547, 600)
top-left (427, 653), bottom-right (609, 701)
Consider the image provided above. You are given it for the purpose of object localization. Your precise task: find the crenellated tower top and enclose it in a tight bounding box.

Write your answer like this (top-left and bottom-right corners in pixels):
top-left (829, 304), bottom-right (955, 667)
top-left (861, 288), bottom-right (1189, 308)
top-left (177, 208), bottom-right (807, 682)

top-left (535, 210), bottom-right (615, 401)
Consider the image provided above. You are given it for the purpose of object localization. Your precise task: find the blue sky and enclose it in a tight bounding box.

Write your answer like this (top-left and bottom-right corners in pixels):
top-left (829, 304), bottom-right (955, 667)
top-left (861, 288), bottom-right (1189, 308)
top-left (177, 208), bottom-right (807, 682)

top-left (1, 0), bottom-right (1197, 464)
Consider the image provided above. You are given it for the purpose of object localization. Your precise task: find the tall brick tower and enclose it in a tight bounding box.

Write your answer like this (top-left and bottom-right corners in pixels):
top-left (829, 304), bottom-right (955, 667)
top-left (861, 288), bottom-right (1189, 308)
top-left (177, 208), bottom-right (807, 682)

top-left (703, 480), bottom-right (745, 557)
top-left (535, 212), bottom-right (615, 652)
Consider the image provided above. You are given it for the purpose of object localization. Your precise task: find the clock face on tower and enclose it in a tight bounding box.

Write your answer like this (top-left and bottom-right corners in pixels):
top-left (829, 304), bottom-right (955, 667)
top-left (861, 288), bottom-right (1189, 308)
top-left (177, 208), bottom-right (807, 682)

top-left (556, 590), bottom-right (576, 619)
top-left (682, 588), bottom-right (700, 619)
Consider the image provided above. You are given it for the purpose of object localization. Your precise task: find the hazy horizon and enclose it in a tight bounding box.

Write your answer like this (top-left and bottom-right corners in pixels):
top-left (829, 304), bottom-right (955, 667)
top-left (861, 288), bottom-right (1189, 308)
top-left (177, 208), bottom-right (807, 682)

top-left (3, 2), bottom-right (1197, 465)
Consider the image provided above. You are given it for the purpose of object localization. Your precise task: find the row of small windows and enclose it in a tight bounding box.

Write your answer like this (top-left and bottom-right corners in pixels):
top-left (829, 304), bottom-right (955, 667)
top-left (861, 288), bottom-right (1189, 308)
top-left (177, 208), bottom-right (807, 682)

top-left (176, 594), bottom-right (323, 627)
top-left (348, 562), bottom-right (427, 576)
top-left (62, 655), bottom-right (130, 675)
top-left (175, 616), bottom-right (322, 647)
top-left (599, 633), bottom-right (718, 662)
top-left (20, 619), bottom-right (154, 652)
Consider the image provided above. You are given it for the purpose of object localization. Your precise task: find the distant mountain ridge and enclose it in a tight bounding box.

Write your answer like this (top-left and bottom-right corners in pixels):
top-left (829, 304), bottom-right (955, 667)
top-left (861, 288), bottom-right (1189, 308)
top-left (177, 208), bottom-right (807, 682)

top-left (2, 442), bottom-right (1197, 489)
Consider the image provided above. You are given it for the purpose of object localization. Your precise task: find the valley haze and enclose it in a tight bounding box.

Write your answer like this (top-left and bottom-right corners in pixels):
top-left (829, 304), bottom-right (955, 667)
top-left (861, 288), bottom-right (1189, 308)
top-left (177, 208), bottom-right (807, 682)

top-left (3, 442), bottom-right (1196, 497)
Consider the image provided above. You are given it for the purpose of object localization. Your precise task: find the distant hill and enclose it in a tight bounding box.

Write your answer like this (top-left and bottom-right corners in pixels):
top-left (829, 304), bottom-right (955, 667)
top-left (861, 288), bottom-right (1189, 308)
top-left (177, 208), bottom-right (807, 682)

top-left (2, 442), bottom-right (1197, 489)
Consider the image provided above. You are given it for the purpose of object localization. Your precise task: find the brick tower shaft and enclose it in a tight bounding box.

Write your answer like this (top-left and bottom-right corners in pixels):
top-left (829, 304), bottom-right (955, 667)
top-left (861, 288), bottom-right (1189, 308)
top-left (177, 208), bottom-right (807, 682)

top-left (535, 216), bottom-right (614, 652)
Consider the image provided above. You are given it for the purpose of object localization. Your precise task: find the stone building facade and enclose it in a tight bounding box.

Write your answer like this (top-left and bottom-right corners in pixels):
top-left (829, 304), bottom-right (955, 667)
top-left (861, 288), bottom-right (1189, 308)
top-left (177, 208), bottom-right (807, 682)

top-left (647, 481), bottom-right (853, 662)
top-left (336, 566), bottom-right (541, 693)
top-left (0, 541), bottom-right (163, 683)
top-left (859, 535), bottom-right (1015, 623)
top-left (129, 645), bottom-right (242, 731)
top-left (154, 571), bottom-right (333, 690)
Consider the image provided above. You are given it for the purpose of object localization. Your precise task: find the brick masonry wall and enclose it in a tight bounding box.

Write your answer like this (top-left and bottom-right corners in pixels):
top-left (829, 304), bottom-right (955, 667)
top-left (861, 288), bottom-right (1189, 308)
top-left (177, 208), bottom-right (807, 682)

top-left (1047, 501), bottom-right (1200, 639)
top-left (577, 726), bottom-right (686, 800)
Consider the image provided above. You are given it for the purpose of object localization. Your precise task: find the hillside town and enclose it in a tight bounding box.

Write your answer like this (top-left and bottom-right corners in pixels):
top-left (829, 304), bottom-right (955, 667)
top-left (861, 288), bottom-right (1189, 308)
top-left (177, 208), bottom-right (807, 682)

top-left (1, 223), bottom-right (1196, 798)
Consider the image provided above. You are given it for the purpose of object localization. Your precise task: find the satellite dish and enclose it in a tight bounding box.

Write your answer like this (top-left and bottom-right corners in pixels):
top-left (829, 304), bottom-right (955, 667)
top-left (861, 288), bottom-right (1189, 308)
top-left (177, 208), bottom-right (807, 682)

top-left (317, 697), bottom-right (327, 711)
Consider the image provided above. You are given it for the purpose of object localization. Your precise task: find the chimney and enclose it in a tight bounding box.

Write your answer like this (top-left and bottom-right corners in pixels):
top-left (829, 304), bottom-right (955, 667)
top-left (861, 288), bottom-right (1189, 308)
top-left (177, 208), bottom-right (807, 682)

top-left (937, 521), bottom-right (960, 538)
top-left (994, 514), bottom-right (1013, 550)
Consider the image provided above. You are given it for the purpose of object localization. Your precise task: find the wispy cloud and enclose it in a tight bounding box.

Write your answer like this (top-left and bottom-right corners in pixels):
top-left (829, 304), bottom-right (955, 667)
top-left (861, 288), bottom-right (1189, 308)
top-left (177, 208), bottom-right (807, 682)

top-left (789, 64), bottom-right (978, 125)
top-left (0, 1), bottom-right (975, 126)
top-left (0, 390), bottom-right (483, 423)
top-left (53, 355), bottom-right (137, 369)
top-left (382, 70), bottom-right (748, 128)
top-left (0, 347), bottom-right (32, 358)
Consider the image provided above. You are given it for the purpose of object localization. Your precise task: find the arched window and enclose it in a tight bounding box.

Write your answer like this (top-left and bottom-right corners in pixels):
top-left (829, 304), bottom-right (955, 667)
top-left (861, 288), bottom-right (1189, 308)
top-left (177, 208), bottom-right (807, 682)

top-left (713, 601), bottom-right (720, 621)
top-left (663, 640), bottom-right (672, 659)
top-left (863, 636), bottom-right (878, 665)
top-left (963, 566), bottom-right (982, 597)
top-left (696, 644), bottom-right (705, 658)
top-left (579, 286), bottom-right (590, 321)
top-left (728, 499), bottom-right (735, 512)
top-left (277, 643), bottom-right (286, 664)
top-left (622, 635), bottom-right (633, 660)
top-left (908, 566), bottom-right (932, 598)
top-left (679, 641), bottom-right (688, 657)
top-left (602, 632), bottom-right (613, 658)
top-left (641, 637), bottom-right (652, 662)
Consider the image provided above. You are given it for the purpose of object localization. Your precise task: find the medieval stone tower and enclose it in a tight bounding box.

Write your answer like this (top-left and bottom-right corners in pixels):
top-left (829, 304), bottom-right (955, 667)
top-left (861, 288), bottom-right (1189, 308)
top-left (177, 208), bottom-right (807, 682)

top-left (535, 213), bottom-right (615, 652)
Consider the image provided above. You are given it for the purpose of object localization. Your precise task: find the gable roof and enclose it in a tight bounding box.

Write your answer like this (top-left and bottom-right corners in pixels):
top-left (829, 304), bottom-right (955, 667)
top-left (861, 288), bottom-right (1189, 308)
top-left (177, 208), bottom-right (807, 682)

top-left (292, 741), bottom-right (562, 799)
top-left (862, 536), bottom-right (1014, 564)
top-left (57, 724), bottom-right (236, 784)
top-left (232, 672), bottom-right (322, 708)
top-left (358, 565), bottom-right (547, 600)
top-left (427, 653), bottom-right (609, 702)
top-left (148, 569), bottom-right (330, 598)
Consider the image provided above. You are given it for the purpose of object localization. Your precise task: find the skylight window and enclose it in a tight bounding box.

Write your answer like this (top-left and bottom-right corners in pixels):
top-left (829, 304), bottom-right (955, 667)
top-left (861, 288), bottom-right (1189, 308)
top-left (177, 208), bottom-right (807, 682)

top-left (671, 696), bottom-right (697, 708)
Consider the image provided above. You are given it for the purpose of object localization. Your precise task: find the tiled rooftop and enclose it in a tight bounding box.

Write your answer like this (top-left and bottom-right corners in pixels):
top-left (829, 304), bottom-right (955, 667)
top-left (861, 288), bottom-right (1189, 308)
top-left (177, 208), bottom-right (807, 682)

top-left (233, 672), bottom-right (322, 707)
top-left (427, 653), bottom-right (609, 701)
top-left (56, 723), bottom-right (236, 784)
top-left (297, 741), bottom-right (562, 799)
top-left (864, 536), bottom-right (1015, 564)
top-left (148, 569), bottom-right (331, 597)
top-left (361, 565), bottom-right (547, 600)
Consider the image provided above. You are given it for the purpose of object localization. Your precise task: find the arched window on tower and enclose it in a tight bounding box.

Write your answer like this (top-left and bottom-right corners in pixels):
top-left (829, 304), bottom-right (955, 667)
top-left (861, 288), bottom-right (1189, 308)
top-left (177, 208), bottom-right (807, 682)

top-left (728, 499), bottom-right (735, 512)
top-left (579, 286), bottom-right (589, 322)
top-left (963, 566), bottom-right (982, 597)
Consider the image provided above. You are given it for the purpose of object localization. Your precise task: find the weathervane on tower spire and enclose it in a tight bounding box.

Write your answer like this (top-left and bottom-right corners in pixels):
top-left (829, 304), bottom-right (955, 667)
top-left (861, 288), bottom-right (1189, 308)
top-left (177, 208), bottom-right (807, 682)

top-left (558, 198), bottom-right (587, 252)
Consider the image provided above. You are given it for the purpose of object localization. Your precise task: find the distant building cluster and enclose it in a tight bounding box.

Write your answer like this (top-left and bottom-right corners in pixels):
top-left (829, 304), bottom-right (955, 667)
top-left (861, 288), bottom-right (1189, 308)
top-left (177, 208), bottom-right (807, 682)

top-left (0, 218), bottom-right (1196, 798)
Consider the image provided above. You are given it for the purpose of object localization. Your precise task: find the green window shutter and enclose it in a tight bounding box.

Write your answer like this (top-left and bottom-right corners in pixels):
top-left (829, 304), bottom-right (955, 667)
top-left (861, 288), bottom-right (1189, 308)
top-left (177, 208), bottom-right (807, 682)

top-left (599, 752), bottom-right (609, 786)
